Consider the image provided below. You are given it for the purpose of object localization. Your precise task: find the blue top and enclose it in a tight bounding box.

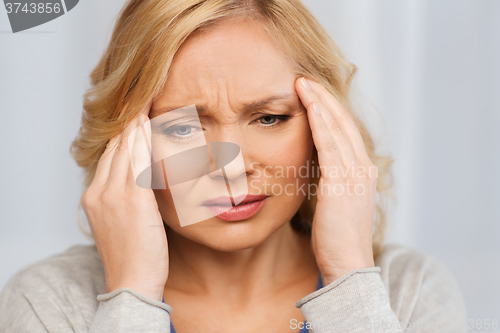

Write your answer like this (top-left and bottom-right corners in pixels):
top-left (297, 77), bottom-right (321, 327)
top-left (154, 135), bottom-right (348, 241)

top-left (163, 273), bottom-right (323, 332)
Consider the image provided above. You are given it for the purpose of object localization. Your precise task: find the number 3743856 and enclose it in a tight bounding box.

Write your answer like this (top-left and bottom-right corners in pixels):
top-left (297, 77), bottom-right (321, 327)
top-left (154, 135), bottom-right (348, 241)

top-left (5, 2), bottom-right (62, 14)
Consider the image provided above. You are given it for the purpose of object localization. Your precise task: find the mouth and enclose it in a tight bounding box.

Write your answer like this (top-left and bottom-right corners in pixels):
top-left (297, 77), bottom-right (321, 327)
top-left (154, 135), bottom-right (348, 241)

top-left (202, 194), bottom-right (269, 222)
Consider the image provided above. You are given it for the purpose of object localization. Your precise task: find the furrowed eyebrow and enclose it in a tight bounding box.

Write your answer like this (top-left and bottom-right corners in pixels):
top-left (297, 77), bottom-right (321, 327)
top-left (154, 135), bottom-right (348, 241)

top-left (151, 93), bottom-right (296, 116)
top-left (242, 93), bottom-right (295, 112)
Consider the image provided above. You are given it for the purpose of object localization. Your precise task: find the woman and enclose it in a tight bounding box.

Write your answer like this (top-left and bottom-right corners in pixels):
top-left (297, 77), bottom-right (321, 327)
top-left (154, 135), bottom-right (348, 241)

top-left (0, 0), bottom-right (467, 332)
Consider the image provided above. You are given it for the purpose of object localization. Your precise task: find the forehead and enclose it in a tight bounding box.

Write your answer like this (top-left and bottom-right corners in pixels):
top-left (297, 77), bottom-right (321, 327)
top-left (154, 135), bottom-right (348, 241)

top-left (153, 17), bottom-right (298, 111)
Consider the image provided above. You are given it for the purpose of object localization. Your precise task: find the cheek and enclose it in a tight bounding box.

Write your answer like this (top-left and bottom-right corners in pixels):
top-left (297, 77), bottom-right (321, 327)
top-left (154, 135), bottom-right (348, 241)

top-left (248, 118), bottom-right (314, 202)
top-left (283, 130), bottom-right (313, 168)
top-left (259, 120), bottom-right (313, 172)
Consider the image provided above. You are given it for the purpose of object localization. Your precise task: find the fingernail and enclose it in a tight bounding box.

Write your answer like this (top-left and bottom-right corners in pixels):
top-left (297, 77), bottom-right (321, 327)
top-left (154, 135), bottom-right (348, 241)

top-left (301, 77), bottom-right (312, 91)
top-left (313, 102), bottom-right (320, 115)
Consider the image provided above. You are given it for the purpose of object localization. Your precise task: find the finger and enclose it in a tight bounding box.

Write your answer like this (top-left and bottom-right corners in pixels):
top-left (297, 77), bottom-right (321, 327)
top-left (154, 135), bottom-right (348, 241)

top-left (305, 101), bottom-right (344, 172)
top-left (295, 79), bottom-right (343, 170)
top-left (127, 114), bottom-right (153, 190)
top-left (296, 77), bottom-right (356, 168)
top-left (306, 78), bottom-right (372, 164)
top-left (106, 114), bottom-right (143, 189)
top-left (127, 100), bottom-right (153, 189)
top-left (92, 133), bottom-right (120, 186)
top-left (91, 102), bottom-right (130, 186)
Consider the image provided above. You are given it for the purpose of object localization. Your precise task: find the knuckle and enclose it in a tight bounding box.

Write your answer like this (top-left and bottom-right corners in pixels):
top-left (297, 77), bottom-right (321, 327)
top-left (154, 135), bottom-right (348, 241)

top-left (129, 154), bottom-right (144, 168)
top-left (117, 137), bottom-right (129, 153)
top-left (328, 120), bottom-right (343, 134)
top-left (80, 187), bottom-right (96, 208)
top-left (100, 189), bottom-right (119, 206)
top-left (323, 140), bottom-right (338, 154)
top-left (80, 192), bottom-right (91, 210)
top-left (356, 170), bottom-right (371, 183)
top-left (360, 169), bottom-right (377, 186)
top-left (344, 163), bottom-right (370, 185)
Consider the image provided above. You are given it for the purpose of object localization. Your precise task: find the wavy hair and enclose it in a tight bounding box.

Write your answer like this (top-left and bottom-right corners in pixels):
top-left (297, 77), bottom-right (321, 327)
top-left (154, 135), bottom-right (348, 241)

top-left (70, 0), bottom-right (394, 259)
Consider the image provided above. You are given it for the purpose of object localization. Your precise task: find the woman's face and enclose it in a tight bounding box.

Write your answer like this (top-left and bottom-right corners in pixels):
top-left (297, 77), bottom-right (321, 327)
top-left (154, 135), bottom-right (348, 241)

top-left (150, 17), bottom-right (313, 251)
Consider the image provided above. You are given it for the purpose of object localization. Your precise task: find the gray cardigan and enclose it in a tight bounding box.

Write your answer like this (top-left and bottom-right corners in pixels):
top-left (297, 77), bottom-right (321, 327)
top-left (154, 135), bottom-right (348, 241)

top-left (0, 243), bottom-right (468, 332)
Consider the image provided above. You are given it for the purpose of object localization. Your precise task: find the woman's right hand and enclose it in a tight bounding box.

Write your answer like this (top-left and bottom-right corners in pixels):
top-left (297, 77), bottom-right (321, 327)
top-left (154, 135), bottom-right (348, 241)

top-left (80, 101), bottom-right (169, 302)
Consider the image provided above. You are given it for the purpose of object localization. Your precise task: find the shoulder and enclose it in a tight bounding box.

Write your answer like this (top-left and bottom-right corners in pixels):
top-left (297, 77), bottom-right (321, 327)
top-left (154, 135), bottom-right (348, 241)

top-left (0, 244), bottom-right (105, 331)
top-left (375, 243), bottom-right (459, 291)
top-left (1, 243), bottom-right (105, 297)
top-left (375, 243), bottom-right (444, 279)
top-left (375, 243), bottom-right (468, 331)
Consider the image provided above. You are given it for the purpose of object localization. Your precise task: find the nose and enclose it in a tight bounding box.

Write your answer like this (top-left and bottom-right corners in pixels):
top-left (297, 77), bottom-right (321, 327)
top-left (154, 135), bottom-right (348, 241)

top-left (202, 103), bottom-right (257, 182)
top-left (204, 115), bottom-right (259, 184)
top-left (208, 141), bottom-right (247, 181)
top-left (207, 140), bottom-right (250, 201)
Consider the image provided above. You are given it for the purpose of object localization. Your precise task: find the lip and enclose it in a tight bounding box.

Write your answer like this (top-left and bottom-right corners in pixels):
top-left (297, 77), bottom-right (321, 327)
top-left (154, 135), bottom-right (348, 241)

top-left (202, 194), bottom-right (269, 222)
top-left (203, 194), bottom-right (268, 206)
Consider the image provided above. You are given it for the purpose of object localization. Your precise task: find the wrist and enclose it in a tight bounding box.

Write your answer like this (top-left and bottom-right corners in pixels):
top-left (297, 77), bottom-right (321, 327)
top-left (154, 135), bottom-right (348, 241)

top-left (320, 259), bottom-right (375, 286)
top-left (106, 281), bottom-right (165, 302)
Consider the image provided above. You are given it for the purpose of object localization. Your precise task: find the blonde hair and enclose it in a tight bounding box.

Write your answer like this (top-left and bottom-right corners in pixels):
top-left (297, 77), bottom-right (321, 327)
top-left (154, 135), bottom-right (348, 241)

top-left (70, 0), bottom-right (394, 259)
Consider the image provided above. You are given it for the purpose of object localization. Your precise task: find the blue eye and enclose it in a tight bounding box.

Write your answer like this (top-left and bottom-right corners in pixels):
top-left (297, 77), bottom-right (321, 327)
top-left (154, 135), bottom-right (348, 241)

top-left (163, 124), bottom-right (202, 140)
top-left (173, 125), bottom-right (192, 136)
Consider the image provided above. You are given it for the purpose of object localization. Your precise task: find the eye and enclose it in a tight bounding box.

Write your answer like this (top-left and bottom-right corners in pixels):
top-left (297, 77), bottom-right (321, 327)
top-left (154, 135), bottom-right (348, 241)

top-left (172, 125), bottom-right (192, 136)
top-left (259, 115), bottom-right (278, 125)
top-left (163, 124), bottom-right (202, 140)
top-left (254, 114), bottom-right (291, 128)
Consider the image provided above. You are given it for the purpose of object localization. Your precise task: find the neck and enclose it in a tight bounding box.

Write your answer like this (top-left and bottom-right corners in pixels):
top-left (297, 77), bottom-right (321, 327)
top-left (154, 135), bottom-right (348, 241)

top-left (163, 221), bottom-right (318, 303)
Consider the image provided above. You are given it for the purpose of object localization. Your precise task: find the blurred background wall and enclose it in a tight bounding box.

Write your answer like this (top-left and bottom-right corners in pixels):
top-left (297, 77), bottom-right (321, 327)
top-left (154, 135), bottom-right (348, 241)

top-left (1, 0), bottom-right (498, 330)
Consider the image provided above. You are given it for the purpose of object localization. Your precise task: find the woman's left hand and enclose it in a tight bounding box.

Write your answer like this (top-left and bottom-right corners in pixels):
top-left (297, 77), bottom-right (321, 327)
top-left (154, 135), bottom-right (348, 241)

top-left (295, 77), bottom-right (378, 286)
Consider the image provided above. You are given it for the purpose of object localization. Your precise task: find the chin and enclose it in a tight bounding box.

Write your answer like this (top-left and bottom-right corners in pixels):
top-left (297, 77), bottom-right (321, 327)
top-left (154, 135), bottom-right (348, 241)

top-left (167, 217), bottom-right (286, 252)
